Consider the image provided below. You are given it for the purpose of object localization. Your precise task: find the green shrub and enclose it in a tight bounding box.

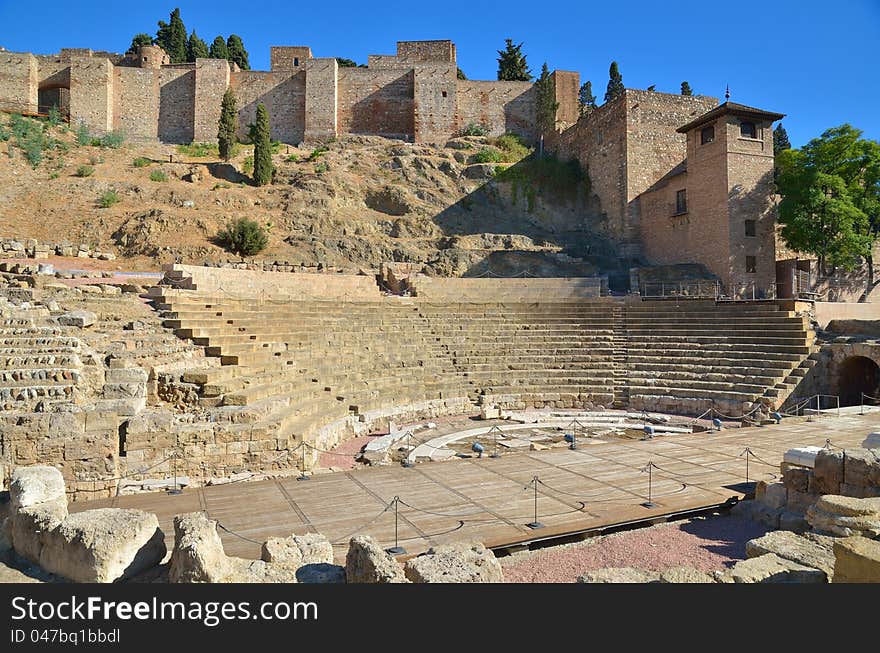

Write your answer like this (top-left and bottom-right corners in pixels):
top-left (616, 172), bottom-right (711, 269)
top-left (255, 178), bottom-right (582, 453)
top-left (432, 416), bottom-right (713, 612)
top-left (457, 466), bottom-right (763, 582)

top-left (49, 172), bottom-right (59, 180)
top-left (472, 147), bottom-right (504, 164)
top-left (216, 217), bottom-right (268, 256)
top-left (286, 154), bottom-right (299, 162)
top-left (47, 105), bottom-right (62, 127)
top-left (76, 165), bottom-right (94, 177)
top-left (460, 122), bottom-right (490, 137)
top-left (149, 169), bottom-right (167, 182)
top-left (132, 157), bottom-right (151, 168)
top-left (176, 142), bottom-right (219, 157)
top-left (270, 140), bottom-right (282, 154)
top-left (212, 182), bottom-right (230, 190)
top-left (88, 154), bottom-right (103, 165)
top-left (8, 114), bottom-right (50, 168)
top-left (307, 146), bottom-right (329, 161)
top-left (99, 189), bottom-right (120, 208)
top-left (242, 155), bottom-right (254, 174)
top-left (491, 133), bottom-right (532, 162)
top-left (314, 162), bottom-right (328, 174)
top-left (100, 131), bottom-right (124, 148)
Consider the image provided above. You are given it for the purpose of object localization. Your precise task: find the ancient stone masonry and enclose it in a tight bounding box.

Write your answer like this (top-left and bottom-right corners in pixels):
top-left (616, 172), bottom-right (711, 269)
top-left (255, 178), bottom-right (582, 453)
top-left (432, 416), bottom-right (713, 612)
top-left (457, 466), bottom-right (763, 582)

top-left (0, 40), bottom-right (576, 145)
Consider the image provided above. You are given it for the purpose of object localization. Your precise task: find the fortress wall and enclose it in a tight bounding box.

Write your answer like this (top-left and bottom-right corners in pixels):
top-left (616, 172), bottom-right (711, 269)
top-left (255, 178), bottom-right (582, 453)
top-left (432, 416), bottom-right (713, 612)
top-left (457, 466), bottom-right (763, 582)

top-left (455, 80), bottom-right (536, 140)
top-left (303, 58), bottom-right (338, 141)
top-left (70, 57), bottom-right (114, 133)
top-left (114, 67), bottom-right (159, 140)
top-left (35, 57), bottom-right (70, 90)
top-left (413, 64), bottom-right (457, 143)
top-left (193, 59), bottom-right (230, 142)
top-left (157, 66), bottom-right (195, 143)
top-left (337, 67), bottom-right (414, 138)
top-left (0, 53), bottom-right (38, 113)
top-left (397, 40), bottom-right (456, 63)
top-left (551, 71), bottom-right (580, 133)
top-left (231, 70), bottom-right (306, 144)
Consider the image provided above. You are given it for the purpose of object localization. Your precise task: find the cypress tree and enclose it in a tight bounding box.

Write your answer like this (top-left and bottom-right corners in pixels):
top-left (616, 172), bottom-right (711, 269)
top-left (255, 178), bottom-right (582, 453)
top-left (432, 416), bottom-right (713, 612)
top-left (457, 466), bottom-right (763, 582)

top-left (457, 67), bottom-right (467, 80)
top-left (226, 34), bottom-right (250, 70)
top-left (535, 63), bottom-right (559, 140)
top-left (126, 33), bottom-right (153, 55)
top-left (252, 104), bottom-right (273, 186)
top-left (578, 81), bottom-right (597, 117)
top-left (217, 88), bottom-right (238, 162)
top-left (681, 81), bottom-right (693, 96)
top-left (187, 30), bottom-right (209, 62)
top-left (773, 123), bottom-right (791, 156)
top-left (209, 36), bottom-right (229, 60)
top-left (604, 61), bottom-right (624, 103)
top-left (156, 8), bottom-right (187, 64)
top-left (496, 39), bottom-right (532, 81)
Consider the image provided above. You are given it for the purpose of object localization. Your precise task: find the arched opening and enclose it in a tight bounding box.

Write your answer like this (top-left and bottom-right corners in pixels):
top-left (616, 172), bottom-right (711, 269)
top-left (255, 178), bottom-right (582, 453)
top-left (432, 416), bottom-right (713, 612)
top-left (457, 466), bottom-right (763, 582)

top-left (838, 355), bottom-right (880, 407)
top-left (38, 84), bottom-right (70, 118)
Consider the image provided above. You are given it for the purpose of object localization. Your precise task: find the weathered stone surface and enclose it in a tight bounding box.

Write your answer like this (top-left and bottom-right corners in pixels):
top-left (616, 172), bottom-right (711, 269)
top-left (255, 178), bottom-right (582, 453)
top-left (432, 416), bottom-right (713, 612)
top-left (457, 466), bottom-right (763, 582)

top-left (57, 310), bottom-right (96, 328)
top-left (404, 542), bottom-right (503, 583)
top-left (755, 481), bottom-right (787, 510)
top-left (658, 566), bottom-right (715, 583)
top-left (843, 449), bottom-right (880, 490)
top-left (295, 563), bottom-right (346, 583)
top-left (10, 500), bottom-right (68, 563)
top-left (260, 533), bottom-right (333, 567)
top-left (811, 450), bottom-right (844, 495)
top-left (725, 553), bottom-right (826, 583)
top-left (782, 467), bottom-right (810, 493)
top-left (806, 495), bottom-right (880, 537)
top-left (745, 530), bottom-right (834, 579)
top-left (169, 512), bottom-right (233, 583)
top-left (779, 511), bottom-right (810, 534)
top-left (38, 508), bottom-right (165, 583)
top-left (577, 567), bottom-right (661, 583)
top-left (832, 536), bottom-right (880, 583)
top-left (10, 466), bottom-right (66, 511)
top-left (344, 535), bottom-right (408, 584)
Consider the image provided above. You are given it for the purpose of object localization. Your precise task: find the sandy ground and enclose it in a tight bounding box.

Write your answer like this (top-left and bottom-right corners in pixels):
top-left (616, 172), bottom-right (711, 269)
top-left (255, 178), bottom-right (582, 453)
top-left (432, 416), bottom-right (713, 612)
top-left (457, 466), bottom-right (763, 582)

top-left (500, 513), bottom-right (768, 582)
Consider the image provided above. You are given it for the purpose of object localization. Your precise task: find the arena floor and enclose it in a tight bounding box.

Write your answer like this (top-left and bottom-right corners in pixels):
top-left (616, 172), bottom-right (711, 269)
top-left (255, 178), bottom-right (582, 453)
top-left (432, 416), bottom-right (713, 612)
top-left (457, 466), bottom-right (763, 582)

top-left (72, 409), bottom-right (878, 561)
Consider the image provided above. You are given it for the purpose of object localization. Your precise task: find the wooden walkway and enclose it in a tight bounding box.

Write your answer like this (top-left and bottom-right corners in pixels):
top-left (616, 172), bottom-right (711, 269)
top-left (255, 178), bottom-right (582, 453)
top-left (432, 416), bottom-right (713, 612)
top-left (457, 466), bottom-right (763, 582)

top-left (71, 411), bottom-right (877, 561)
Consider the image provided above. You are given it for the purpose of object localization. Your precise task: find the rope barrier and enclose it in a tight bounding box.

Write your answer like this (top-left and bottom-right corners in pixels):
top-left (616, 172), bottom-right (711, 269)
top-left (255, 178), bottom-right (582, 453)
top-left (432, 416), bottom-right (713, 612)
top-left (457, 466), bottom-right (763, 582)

top-left (217, 521), bottom-right (264, 545)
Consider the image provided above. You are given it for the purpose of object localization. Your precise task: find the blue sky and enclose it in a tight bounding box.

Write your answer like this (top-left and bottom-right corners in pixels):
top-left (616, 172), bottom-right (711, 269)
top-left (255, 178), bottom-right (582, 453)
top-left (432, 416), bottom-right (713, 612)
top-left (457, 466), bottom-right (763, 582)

top-left (1, 0), bottom-right (878, 147)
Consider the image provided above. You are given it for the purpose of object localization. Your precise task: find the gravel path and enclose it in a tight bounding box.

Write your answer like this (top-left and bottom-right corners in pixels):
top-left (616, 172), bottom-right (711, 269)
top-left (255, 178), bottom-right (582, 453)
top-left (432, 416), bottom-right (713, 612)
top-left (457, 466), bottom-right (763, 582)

top-left (501, 513), bottom-right (768, 583)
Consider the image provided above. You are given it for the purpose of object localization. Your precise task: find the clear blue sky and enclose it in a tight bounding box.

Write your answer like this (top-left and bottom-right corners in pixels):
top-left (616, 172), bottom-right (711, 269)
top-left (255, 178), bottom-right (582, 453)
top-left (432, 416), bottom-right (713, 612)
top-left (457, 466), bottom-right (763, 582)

top-left (1, 0), bottom-right (878, 147)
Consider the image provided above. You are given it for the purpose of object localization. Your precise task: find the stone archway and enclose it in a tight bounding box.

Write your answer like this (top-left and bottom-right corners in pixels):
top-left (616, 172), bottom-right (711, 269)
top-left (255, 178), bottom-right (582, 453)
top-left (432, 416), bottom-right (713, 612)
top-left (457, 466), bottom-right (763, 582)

top-left (837, 355), bottom-right (880, 407)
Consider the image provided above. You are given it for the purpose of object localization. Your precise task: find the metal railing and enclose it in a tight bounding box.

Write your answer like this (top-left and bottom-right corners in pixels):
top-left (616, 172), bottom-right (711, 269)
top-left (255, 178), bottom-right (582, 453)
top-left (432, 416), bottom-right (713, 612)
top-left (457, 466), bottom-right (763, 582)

top-left (639, 281), bottom-right (720, 299)
top-left (781, 394), bottom-right (840, 418)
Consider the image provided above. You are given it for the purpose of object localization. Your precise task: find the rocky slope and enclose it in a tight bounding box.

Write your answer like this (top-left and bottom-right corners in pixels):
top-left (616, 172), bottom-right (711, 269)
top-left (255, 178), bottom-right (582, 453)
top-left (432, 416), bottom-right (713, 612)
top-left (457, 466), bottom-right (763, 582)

top-left (0, 113), bottom-right (623, 278)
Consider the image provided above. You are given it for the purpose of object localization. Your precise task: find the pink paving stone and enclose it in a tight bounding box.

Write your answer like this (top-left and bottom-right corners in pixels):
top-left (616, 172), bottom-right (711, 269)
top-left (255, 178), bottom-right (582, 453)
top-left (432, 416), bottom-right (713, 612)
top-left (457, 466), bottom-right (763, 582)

top-left (500, 514), bottom-right (768, 583)
top-left (318, 435), bottom-right (374, 470)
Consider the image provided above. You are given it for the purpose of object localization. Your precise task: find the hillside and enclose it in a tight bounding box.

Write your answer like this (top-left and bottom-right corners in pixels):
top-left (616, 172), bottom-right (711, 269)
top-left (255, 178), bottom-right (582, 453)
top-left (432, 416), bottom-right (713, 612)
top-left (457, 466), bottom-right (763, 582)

top-left (0, 113), bottom-right (621, 279)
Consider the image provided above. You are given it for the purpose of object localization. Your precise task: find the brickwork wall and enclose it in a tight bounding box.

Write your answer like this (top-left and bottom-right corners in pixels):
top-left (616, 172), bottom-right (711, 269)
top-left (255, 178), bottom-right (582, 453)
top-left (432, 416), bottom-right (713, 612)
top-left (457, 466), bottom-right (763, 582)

top-left (303, 58), bottom-right (338, 141)
top-left (193, 59), bottom-right (230, 142)
top-left (231, 70), bottom-right (306, 144)
top-left (724, 115), bottom-right (778, 296)
top-left (454, 80), bottom-right (536, 139)
top-left (552, 71), bottom-right (580, 133)
top-left (113, 67), bottom-right (159, 140)
top-left (0, 53), bottom-right (37, 113)
top-left (337, 67), bottom-right (414, 138)
top-left (414, 63), bottom-right (457, 143)
top-left (69, 57), bottom-right (114, 133)
top-left (157, 66), bottom-right (194, 143)
top-left (270, 46), bottom-right (312, 72)
top-left (397, 40), bottom-right (456, 63)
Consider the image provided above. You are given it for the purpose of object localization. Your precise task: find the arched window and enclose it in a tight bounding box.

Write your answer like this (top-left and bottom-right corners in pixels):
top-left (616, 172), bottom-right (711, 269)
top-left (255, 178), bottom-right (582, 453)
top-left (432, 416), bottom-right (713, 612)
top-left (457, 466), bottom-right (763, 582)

top-left (740, 121), bottom-right (757, 139)
top-left (294, 57), bottom-right (299, 67)
top-left (700, 125), bottom-right (714, 145)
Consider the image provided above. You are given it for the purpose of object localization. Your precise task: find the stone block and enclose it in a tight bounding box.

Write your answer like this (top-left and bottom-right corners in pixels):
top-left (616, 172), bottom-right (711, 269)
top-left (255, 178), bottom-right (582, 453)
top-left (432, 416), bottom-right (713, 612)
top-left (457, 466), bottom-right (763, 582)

top-left (725, 553), bottom-right (826, 583)
top-left (344, 535), bottom-right (408, 584)
top-left (261, 533), bottom-right (333, 568)
top-left (842, 448), bottom-right (880, 490)
top-left (811, 449), bottom-right (844, 495)
top-left (745, 530), bottom-right (834, 579)
top-left (658, 567), bottom-right (715, 583)
top-left (9, 466), bottom-right (66, 511)
top-left (782, 467), bottom-right (810, 493)
top-left (577, 567), bottom-right (661, 583)
top-left (404, 542), bottom-right (502, 583)
top-left (57, 310), bottom-right (96, 328)
top-left (10, 500), bottom-right (68, 563)
top-left (806, 495), bottom-right (880, 538)
top-left (832, 536), bottom-right (880, 583)
top-left (755, 481), bottom-right (787, 510)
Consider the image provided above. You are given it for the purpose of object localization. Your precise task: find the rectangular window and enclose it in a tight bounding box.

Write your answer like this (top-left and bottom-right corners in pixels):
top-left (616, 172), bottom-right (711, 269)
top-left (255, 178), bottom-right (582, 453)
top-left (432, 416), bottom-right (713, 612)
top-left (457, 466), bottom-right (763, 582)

top-left (746, 256), bottom-right (757, 273)
top-left (745, 220), bottom-right (756, 237)
top-left (701, 125), bottom-right (714, 145)
top-left (740, 121), bottom-right (757, 139)
top-left (675, 189), bottom-right (687, 214)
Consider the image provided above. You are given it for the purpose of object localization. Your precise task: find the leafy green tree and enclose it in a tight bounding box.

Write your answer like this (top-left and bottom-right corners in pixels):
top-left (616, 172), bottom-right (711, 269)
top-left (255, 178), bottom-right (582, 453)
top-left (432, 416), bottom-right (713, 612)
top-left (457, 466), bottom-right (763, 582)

top-left (497, 39), bottom-right (532, 81)
top-left (777, 124), bottom-right (880, 299)
top-left (535, 63), bottom-right (559, 152)
top-left (457, 67), bottom-right (467, 80)
top-left (226, 34), bottom-right (250, 70)
top-left (217, 218), bottom-right (268, 256)
top-left (187, 30), bottom-right (209, 61)
top-left (252, 104), bottom-right (273, 185)
top-left (155, 8), bottom-right (187, 64)
top-left (578, 81), bottom-right (597, 117)
top-left (336, 58), bottom-right (357, 67)
top-left (217, 88), bottom-right (238, 162)
top-left (604, 61), bottom-right (624, 103)
top-left (680, 81), bottom-right (693, 96)
top-left (126, 33), bottom-right (153, 55)
top-left (774, 123), bottom-right (791, 156)
top-left (209, 36), bottom-right (229, 60)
